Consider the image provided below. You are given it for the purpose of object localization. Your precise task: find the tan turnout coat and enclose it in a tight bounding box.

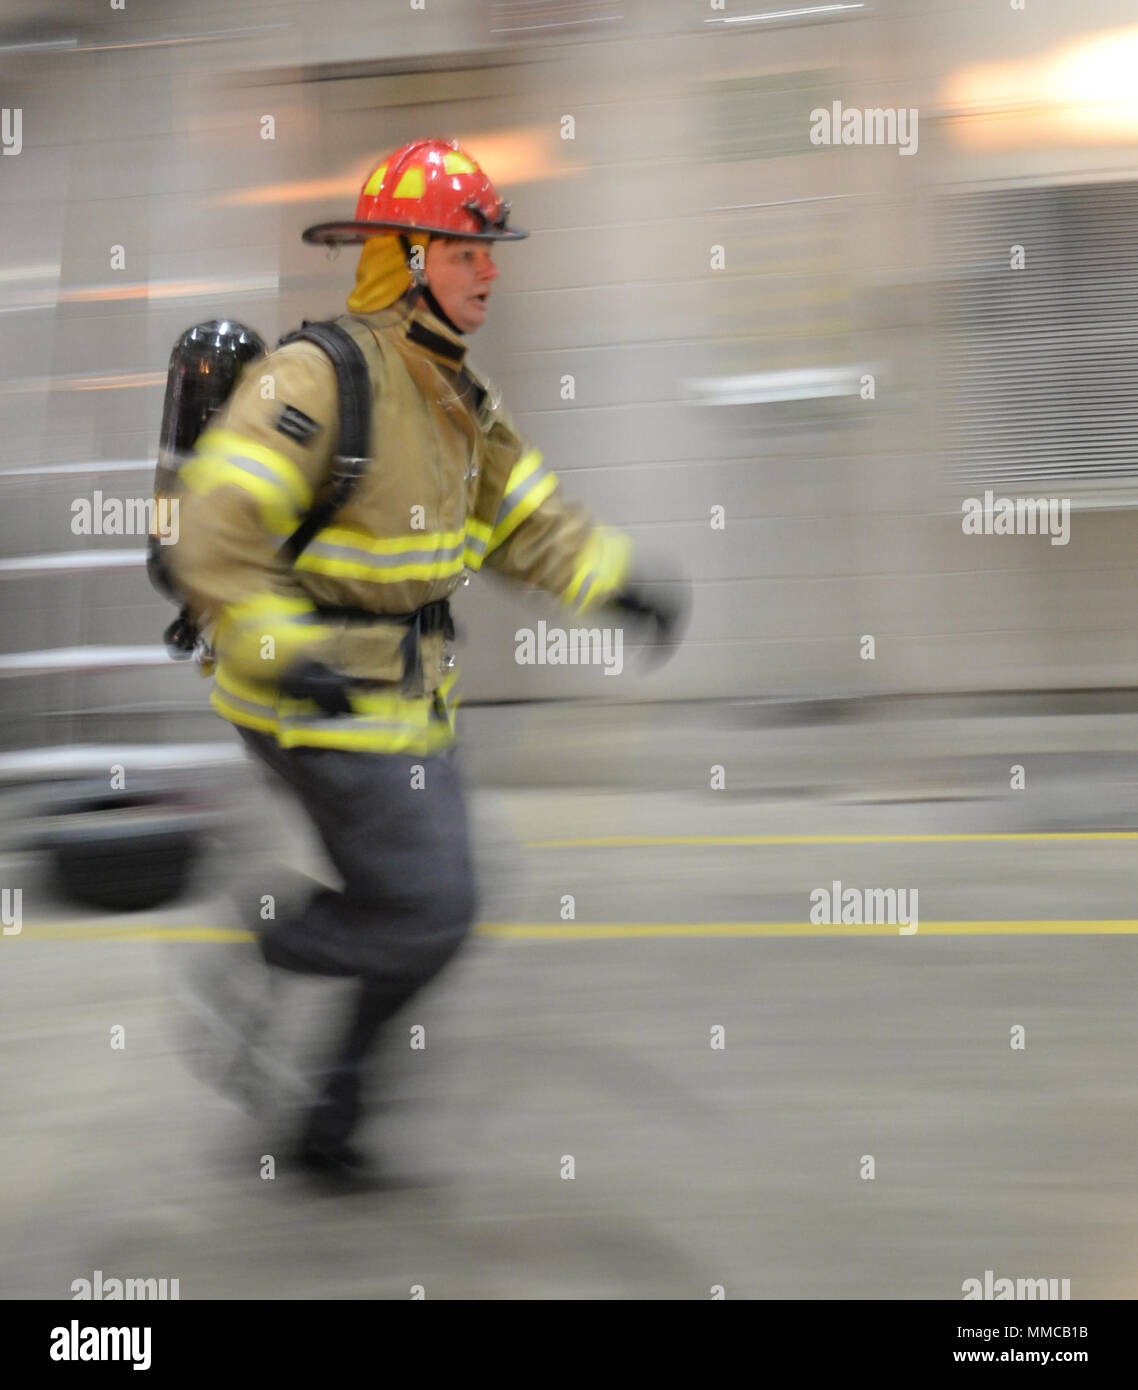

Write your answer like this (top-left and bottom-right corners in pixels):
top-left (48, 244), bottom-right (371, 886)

top-left (167, 288), bottom-right (634, 753)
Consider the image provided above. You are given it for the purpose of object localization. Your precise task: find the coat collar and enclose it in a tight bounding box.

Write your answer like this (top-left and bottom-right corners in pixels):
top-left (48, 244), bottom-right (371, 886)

top-left (351, 289), bottom-right (468, 372)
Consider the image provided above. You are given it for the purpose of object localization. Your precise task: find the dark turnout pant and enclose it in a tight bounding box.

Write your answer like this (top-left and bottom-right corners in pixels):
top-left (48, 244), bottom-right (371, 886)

top-left (235, 727), bottom-right (478, 1150)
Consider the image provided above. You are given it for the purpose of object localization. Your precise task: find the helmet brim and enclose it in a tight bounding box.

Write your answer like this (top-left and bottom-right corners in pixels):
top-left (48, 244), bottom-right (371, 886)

top-left (302, 219), bottom-right (529, 246)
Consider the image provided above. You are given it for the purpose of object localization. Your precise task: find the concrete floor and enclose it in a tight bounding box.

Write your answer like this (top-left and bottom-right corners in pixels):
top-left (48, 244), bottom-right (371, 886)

top-left (2, 704), bottom-right (1138, 1299)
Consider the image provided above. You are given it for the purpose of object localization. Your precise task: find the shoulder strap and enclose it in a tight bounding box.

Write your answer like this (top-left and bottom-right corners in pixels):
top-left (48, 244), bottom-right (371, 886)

top-left (275, 319), bottom-right (373, 564)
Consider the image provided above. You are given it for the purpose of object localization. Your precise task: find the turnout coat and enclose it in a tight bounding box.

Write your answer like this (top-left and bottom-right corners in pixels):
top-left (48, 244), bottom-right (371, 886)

top-left (168, 288), bottom-right (634, 754)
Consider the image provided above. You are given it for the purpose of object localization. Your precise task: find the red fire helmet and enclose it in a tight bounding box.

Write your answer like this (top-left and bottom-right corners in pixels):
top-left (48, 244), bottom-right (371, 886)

top-left (302, 137), bottom-right (528, 246)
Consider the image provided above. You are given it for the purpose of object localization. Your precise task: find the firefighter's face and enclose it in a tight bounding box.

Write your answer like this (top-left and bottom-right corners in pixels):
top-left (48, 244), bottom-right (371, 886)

top-left (425, 236), bottom-right (499, 332)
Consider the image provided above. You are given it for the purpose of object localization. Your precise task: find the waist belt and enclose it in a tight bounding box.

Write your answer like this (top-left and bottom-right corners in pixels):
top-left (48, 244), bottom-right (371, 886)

top-left (314, 598), bottom-right (455, 694)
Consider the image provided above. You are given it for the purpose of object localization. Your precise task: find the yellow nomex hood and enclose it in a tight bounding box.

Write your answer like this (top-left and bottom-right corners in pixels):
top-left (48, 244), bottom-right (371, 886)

top-left (346, 233), bottom-right (430, 313)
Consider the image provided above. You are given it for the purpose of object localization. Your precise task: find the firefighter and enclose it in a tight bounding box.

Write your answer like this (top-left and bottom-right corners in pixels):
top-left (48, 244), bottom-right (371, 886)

top-left (168, 138), bottom-right (686, 1186)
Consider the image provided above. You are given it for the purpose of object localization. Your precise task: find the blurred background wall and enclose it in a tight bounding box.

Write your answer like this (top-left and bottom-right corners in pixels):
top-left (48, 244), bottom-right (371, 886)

top-left (2, 0), bottom-right (1138, 754)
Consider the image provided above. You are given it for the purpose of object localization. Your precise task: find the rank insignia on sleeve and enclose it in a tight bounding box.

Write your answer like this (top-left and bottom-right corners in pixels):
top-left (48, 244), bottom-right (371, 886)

top-left (275, 404), bottom-right (321, 446)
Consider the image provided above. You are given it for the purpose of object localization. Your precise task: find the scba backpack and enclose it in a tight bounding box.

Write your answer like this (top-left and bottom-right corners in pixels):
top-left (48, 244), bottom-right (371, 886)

top-left (147, 317), bottom-right (373, 662)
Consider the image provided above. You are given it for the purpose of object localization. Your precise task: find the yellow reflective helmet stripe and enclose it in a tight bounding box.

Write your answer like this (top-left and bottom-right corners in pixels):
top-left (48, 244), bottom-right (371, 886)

top-left (362, 163), bottom-right (388, 195)
top-left (561, 526), bottom-right (633, 614)
top-left (393, 167), bottom-right (426, 199)
top-left (442, 151), bottom-right (477, 175)
top-left (487, 450), bottom-right (557, 553)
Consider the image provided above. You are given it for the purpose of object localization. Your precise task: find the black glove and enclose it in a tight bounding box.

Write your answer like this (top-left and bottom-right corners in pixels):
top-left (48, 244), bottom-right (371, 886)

top-left (608, 570), bottom-right (691, 659)
top-left (278, 660), bottom-right (354, 716)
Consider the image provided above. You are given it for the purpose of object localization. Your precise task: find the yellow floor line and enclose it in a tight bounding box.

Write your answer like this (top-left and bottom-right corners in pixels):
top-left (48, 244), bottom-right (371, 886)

top-left (6, 925), bottom-right (252, 942)
top-left (8, 919), bottom-right (1138, 942)
top-left (525, 831), bottom-right (1138, 848)
top-left (477, 920), bottom-right (1138, 939)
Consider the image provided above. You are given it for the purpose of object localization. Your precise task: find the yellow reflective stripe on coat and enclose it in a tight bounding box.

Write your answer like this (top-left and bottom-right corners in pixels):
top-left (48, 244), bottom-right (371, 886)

top-left (180, 428), bottom-right (314, 536)
top-left (210, 664), bottom-right (460, 754)
top-left (561, 526), bottom-right (633, 614)
top-left (213, 592), bottom-right (331, 675)
top-left (487, 450), bottom-right (557, 554)
top-left (462, 517), bottom-right (493, 571)
top-left (294, 527), bottom-right (467, 583)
